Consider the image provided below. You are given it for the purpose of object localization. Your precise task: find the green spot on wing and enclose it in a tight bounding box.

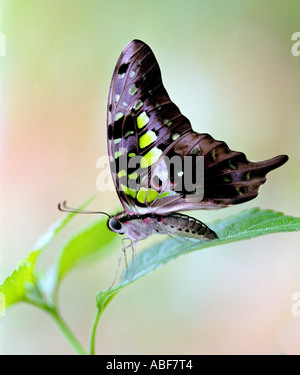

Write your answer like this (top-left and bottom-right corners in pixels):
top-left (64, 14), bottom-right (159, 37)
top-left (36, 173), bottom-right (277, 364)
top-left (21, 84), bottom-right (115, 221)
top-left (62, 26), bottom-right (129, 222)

top-left (124, 130), bottom-right (134, 138)
top-left (163, 119), bottom-right (172, 126)
top-left (137, 187), bottom-right (147, 203)
top-left (137, 111), bottom-right (149, 129)
top-left (228, 159), bottom-right (236, 170)
top-left (129, 84), bottom-right (137, 95)
top-left (114, 112), bottom-right (124, 121)
top-left (133, 100), bottom-right (143, 111)
top-left (128, 172), bottom-right (138, 180)
top-left (211, 149), bottom-right (216, 161)
top-left (121, 184), bottom-right (136, 198)
top-left (136, 188), bottom-right (158, 203)
top-left (147, 188), bottom-right (159, 202)
top-left (118, 170), bottom-right (127, 178)
top-left (140, 147), bottom-right (162, 168)
top-left (139, 130), bottom-right (157, 149)
top-left (191, 146), bottom-right (202, 155)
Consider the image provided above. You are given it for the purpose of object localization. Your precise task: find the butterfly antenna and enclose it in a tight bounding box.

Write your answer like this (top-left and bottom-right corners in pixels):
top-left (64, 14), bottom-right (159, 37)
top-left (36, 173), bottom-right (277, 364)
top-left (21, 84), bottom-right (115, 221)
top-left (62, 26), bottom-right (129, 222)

top-left (58, 201), bottom-right (111, 218)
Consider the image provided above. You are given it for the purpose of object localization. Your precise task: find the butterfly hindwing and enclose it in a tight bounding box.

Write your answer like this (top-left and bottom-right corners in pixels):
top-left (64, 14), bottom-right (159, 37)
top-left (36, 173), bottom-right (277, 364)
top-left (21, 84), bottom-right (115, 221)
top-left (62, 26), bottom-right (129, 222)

top-left (150, 132), bottom-right (287, 213)
top-left (107, 40), bottom-right (288, 215)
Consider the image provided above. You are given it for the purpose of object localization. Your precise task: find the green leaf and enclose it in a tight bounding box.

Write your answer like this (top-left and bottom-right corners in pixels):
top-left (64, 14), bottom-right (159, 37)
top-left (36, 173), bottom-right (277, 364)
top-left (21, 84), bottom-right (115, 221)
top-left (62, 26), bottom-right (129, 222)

top-left (0, 251), bottom-right (41, 310)
top-left (95, 208), bottom-right (300, 311)
top-left (95, 287), bottom-right (121, 313)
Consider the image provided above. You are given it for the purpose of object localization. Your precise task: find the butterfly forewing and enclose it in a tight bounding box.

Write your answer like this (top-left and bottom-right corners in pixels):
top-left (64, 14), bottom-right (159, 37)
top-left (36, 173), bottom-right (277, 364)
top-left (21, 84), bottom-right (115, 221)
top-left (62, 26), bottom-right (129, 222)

top-left (107, 40), bottom-right (288, 215)
top-left (107, 40), bottom-right (192, 213)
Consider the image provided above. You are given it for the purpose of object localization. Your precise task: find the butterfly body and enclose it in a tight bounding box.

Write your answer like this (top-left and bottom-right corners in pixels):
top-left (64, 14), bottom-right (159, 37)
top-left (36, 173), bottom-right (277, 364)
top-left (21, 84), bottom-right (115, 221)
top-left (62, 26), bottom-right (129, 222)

top-left (108, 212), bottom-right (218, 241)
top-left (106, 39), bottom-right (288, 243)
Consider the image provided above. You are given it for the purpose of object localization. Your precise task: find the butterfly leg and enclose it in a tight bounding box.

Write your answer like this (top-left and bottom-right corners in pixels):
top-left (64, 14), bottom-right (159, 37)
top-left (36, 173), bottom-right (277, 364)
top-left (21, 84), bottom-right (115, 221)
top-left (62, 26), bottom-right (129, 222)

top-left (128, 240), bottom-right (137, 281)
top-left (109, 238), bottom-right (135, 289)
top-left (122, 237), bottom-right (129, 278)
top-left (109, 238), bottom-right (130, 289)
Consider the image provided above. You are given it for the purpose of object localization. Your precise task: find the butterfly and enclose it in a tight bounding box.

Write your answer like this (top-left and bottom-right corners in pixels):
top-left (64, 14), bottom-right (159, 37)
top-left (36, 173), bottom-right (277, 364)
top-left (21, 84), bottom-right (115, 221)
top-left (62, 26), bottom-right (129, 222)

top-left (59, 40), bottom-right (288, 284)
top-left (105, 39), bottom-right (288, 244)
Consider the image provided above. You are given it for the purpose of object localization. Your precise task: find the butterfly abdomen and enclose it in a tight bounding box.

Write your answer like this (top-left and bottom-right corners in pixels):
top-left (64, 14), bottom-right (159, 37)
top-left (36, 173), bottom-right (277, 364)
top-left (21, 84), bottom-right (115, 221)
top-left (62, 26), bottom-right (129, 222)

top-left (160, 214), bottom-right (218, 240)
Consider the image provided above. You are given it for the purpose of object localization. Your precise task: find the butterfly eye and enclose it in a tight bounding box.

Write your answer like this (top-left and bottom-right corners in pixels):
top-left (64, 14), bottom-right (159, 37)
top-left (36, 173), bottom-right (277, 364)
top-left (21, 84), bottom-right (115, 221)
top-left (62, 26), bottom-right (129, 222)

top-left (108, 218), bottom-right (125, 234)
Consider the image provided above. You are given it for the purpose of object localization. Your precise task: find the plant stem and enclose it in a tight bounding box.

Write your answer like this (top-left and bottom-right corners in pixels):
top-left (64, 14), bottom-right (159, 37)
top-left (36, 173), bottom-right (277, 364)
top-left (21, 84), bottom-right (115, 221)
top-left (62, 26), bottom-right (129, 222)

top-left (89, 308), bottom-right (103, 355)
top-left (49, 307), bottom-right (87, 355)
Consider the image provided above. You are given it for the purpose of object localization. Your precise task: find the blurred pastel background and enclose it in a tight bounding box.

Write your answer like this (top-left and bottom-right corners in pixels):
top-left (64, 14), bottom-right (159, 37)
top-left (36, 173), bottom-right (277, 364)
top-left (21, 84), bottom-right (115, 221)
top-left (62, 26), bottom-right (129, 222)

top-left (1, 0), bottom-right (300, 354)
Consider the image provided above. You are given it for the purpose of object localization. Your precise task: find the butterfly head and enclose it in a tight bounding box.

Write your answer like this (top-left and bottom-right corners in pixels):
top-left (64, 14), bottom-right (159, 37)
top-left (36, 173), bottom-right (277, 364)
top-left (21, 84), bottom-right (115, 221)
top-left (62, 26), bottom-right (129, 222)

top-left (107, 217), bottom-right (125, 234)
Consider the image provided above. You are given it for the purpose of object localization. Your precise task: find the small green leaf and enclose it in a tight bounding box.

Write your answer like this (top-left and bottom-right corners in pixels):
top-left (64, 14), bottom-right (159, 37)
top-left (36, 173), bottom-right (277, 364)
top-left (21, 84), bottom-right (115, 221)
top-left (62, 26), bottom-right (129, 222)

top-left (0, 250), bottom-right (41, 310)
top-left (95, 208), bottom-right (300, 311)
top-left (95, 287), bottom-right (121, 313)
